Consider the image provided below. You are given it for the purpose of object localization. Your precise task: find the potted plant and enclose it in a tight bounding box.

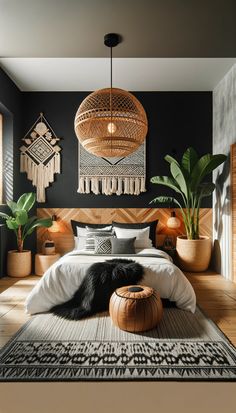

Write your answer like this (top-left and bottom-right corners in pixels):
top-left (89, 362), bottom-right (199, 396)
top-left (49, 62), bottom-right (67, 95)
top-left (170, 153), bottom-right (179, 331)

top-left (150, 147), bottom-right (226, 271)
top-left (0, 193), bottom-right (52, 277)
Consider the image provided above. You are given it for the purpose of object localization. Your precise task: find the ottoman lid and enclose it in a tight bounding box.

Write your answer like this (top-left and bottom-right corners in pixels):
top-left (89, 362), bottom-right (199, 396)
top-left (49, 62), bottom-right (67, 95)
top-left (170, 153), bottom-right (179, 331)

top-left (115, 285), bottom-right (154, 299)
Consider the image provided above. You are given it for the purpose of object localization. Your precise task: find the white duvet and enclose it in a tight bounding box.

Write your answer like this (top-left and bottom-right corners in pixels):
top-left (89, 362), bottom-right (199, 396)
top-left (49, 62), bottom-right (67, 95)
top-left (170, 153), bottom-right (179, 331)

top-left (25, 248), bottom-right (196, 314)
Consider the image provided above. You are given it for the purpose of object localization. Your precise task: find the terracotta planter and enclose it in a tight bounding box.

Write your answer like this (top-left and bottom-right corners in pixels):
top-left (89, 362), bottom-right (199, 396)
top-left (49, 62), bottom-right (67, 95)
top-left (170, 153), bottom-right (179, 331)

top-left (176, 236), bottom-right (211, 272)
top-left (7, 250), bottom-right (31, 278)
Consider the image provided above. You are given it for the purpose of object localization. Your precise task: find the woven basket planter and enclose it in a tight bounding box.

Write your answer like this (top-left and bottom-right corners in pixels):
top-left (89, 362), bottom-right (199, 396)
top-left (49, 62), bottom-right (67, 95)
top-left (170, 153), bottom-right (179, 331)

top-left (176, 236), bottom-right (212, 272)
top-left (7, 250), bottom-right (31, 278)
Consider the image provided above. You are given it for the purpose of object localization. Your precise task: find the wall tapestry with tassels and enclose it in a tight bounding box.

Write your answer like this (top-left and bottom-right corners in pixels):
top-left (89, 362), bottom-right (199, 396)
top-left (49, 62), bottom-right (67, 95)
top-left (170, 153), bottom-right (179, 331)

top-left (20, 113), bottom-right (61, 202)
top-left (78, 143), bottom-right (146, 196)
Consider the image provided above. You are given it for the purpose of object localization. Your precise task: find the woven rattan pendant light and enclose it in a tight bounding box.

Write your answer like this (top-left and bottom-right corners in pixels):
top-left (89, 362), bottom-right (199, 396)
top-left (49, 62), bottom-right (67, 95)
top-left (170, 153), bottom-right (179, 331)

top-left (74, 33), bottom-right (148, 158)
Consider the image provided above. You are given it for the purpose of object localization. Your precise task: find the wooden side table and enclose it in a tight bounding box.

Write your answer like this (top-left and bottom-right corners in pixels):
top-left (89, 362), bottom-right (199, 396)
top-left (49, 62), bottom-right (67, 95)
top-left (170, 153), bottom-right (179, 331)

top-left (35, 253), bottom-right (60, 276)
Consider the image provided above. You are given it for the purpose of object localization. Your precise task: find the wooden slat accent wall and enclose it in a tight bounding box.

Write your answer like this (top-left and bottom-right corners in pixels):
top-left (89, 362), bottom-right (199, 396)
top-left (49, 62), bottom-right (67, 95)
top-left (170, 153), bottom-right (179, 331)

top-left (231, 144), bottom-right (236, 282)
top-left (37, 208), bottom-right (212, 255)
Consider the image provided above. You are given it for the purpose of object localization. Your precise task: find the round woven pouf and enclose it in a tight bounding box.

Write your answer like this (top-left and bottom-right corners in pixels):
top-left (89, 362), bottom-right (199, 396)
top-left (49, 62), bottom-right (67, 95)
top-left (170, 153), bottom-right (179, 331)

top-left (109, 285), bottom-right (163, 333)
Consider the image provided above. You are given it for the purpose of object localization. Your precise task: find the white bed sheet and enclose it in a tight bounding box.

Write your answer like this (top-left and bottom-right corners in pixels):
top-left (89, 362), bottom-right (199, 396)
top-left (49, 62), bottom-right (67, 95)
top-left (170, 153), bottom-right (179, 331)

top-left (25, 248), bottom-right (196, 314)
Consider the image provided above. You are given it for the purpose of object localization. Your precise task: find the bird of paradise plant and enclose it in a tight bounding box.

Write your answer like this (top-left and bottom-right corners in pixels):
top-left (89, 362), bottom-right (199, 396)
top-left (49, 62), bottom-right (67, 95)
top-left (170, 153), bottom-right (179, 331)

top-left (150, 147), bottom-right (227, 240)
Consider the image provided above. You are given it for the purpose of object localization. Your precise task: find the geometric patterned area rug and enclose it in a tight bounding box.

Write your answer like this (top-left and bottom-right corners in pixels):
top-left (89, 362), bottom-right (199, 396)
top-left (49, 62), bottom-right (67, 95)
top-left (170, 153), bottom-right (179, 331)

top-left (0, 306), bottom-right (236, 382)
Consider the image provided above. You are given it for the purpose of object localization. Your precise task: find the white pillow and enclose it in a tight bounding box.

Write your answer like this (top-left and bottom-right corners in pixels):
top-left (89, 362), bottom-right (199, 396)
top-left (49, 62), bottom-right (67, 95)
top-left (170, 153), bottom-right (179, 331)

top-left (114, 226), bottom-right (152, 249)
top-left (76, 227), bottom-right (88, 237)
top-left (74, 227), bottom-right (89, 251)
top-left (74, 235), bottom-right (87, 251)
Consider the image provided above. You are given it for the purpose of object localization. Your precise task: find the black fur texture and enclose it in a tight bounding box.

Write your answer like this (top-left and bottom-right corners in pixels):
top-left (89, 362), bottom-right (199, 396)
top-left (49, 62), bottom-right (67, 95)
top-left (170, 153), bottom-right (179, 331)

top-left (52, 259), bottom-right (144, 320)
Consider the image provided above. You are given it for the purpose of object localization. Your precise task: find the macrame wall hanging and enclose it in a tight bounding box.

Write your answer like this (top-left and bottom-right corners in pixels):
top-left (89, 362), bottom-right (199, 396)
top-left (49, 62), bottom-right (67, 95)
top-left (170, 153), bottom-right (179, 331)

top-left (78, 142), bottom-right (146, 196)
top-left (20, 113), bottom-right (61, 202)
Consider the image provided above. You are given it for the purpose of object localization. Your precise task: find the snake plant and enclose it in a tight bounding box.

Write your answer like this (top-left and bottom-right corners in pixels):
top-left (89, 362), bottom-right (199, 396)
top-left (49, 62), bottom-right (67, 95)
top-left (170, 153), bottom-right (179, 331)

top-left (0, 192), bottom-right (52, 252)
top-left (150, 147), bottom-right (226, 239)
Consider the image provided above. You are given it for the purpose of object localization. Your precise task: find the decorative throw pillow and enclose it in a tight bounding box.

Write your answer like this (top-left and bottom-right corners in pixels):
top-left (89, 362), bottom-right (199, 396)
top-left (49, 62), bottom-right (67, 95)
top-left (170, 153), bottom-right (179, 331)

top-left (111, 237), bottom-right (136, 254)
top-left (113, 226), bottom-right (152, 249)
top-left (74, 236), bottom-right (87, 251)
top-left (112, 220), bottom-right (158, 246)
top-left (84, 229), bottom-right (114, 252)
top-left (94, 236), bottom-right (112, 254)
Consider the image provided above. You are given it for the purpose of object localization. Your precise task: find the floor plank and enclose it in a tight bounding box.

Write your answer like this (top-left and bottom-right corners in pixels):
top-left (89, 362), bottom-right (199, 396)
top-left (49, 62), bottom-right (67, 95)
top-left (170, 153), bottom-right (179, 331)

top-left (0, 276), bottom-right (37, 346)
top-left (0, 324), bottom-right (24, 336)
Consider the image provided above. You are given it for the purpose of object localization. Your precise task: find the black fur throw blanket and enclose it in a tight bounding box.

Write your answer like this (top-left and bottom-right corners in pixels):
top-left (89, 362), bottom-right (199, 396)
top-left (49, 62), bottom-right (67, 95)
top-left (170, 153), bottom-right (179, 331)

top-left (52, 259), bottom-right (144, 320)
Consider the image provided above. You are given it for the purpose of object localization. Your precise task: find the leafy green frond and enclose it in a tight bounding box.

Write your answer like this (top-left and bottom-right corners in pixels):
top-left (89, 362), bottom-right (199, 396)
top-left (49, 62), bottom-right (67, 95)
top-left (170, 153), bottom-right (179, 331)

top-left (0, 212), bottom-right (10, 220)
top-left (164, 154), bottom-right (180, 166)
top-left (181, 147), bottom-right (198, 175)
top-left (6, 201), bottom-right (18, 215)
top-left (23, 218), bottom-right (52, 239)
top-left (198, 182), bottom-right (215, 198)
top-left (6, 218), bottom-right (19, 230)
top-left (150, 176), bottom-right (182, 194)
top-left (190, 154), bottom-right (227, 191)
top-left (170, 162), bottom-right (188, 199)
top-left (150, 196), bottom-right (182, 208)
top-left (15, 210), bottom-right (28, 226)
top-left (17, 193), bottom-right (36, 212)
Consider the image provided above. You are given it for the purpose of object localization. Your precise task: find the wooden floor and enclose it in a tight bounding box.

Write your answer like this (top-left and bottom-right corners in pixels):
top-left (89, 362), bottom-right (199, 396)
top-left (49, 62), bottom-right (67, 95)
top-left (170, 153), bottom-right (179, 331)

top-left (0, 271), bottom-right (236, 348)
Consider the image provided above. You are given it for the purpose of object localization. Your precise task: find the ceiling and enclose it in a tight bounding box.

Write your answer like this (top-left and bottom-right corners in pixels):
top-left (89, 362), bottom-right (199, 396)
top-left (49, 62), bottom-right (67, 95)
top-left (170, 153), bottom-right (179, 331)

top-left (0, 58), bottom-right (235, 91)
top-left (1, 0), bottom-right (236, 58)
top-left (0, 1), bottom-right (235, 91)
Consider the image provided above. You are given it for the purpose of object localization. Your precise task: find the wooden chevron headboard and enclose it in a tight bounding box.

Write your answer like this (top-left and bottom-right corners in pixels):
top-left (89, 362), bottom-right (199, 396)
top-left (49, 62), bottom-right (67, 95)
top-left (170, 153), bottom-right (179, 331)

top-left (37, 208), bottom-right (212, 255)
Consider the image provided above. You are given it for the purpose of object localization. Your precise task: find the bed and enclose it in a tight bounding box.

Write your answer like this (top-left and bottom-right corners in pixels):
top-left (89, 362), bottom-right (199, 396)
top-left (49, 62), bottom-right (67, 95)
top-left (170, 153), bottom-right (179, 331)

top-left (25, 247), bottom-right (196, 315)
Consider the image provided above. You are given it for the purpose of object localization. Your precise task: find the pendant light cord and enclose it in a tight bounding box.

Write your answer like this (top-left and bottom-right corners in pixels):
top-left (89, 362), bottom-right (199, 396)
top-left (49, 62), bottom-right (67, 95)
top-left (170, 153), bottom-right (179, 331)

top-left (110, 46), bottom-right (113, 89)
top-left (110, 46), bottom-right (113, 148)
top-left (110, 46), bottom-right (113, 117)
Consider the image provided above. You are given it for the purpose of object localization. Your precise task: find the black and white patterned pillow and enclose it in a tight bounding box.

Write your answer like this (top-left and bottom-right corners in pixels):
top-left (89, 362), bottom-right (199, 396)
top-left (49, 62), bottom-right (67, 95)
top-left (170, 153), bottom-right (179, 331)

top-left (94, 236), bottom-right (112, 254)
top-left (84, 228), bottom-right (113, 252)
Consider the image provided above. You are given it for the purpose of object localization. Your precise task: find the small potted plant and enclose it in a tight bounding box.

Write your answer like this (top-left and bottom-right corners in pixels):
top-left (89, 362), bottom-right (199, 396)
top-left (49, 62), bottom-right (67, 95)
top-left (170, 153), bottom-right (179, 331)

top-left (150, 147), bottom-right (226, 271)
top-left (0, 193), bottom-right (52, 277)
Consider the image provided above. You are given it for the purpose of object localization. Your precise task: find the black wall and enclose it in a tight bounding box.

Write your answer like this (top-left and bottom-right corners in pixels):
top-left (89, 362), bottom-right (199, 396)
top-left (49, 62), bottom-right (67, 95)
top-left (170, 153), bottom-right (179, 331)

top-left (0, 68), bottom-right (22, 202)
top-left (0, 69), bottom-right (35, 267)
top-left (0, 70), bottom-right (213, 274)
top-left (0, 68), bottom-right (22, 273)
top-left (20, 91), bottom-right (212, 208)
